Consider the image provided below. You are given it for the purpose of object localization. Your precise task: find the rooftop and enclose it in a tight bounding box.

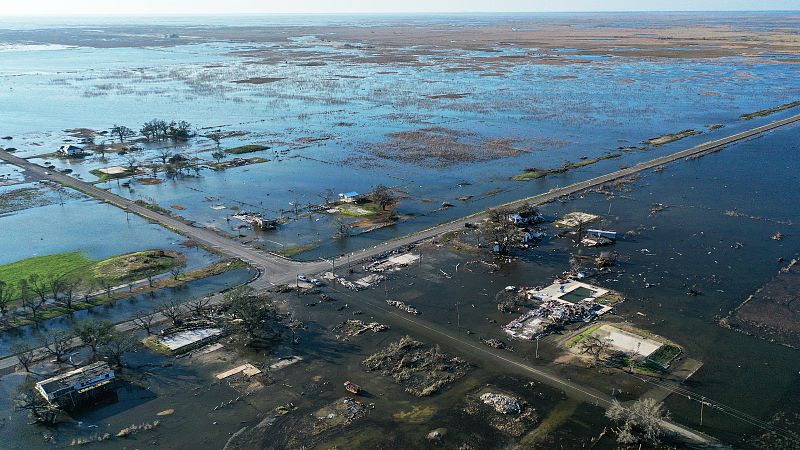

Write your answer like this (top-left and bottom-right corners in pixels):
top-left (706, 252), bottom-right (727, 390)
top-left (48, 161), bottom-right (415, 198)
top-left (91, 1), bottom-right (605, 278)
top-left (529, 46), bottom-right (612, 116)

top-left (37, 361), bottom-right (113, 395)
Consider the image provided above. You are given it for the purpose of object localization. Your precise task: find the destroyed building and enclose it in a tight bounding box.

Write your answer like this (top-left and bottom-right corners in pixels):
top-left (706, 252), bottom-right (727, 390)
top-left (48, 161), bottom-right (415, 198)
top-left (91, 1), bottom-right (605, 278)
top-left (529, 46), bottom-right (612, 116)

top-left (35, 362), bottom-right (115, 408)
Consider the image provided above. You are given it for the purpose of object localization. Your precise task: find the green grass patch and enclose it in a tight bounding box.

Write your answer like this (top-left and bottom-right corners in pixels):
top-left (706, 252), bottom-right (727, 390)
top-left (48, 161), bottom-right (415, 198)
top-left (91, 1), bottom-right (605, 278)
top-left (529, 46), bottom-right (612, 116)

top-left (643, 129), bottom-right (701, 146)
top-left (0, 252), bottom-right (93, 290)
top-left (0, 250), bottom-right (184, 301)
top-left (225, 144), bottom-right (270, 154)
top-left (278, 243), bottom-right (320, 258)
top-left (89, 168), bottom-right (135, 181)
top-left (143, 336), bottom-right (175, 355)
top-left (741, 101), bottom-right (800, 120)
top-left (512, 153), bottom-right (621, 181)
top-left (338, 204), bottom-right (378, 217)
top-left (91, 250), bottom-right (185, 284)
top-left (645, 344), bottom-right (682, 368)
top-left (596, 291), bottom-right (624, 306)
top-left (566, 324), bottom-right (602, 348)
top-left (134, 199), bottom-right (171, 215)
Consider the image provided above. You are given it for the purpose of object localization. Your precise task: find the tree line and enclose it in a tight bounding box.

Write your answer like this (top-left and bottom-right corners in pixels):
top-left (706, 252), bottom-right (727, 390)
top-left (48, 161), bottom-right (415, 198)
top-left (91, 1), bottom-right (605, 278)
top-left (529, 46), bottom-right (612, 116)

top-left (107, 119), bottom-right (195, 144)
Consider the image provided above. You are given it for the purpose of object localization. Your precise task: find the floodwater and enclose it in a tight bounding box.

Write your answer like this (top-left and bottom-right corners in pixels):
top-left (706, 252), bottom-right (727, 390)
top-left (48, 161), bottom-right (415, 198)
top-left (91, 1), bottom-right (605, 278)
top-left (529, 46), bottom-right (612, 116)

top-left (2, 124), bottom-right (794, 449)
top-left (1, 13), bottom-right (799, 257)
top-left (1, 13), bottom-right (800, 449)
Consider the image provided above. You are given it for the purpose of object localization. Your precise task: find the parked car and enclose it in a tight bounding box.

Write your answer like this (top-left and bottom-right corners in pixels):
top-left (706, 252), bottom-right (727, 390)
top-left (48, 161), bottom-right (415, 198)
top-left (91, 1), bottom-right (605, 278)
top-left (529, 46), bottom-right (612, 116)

top-left (297, 274), bottom-right (310, 282)
top-left (311, 278), bottom-right (323, 286)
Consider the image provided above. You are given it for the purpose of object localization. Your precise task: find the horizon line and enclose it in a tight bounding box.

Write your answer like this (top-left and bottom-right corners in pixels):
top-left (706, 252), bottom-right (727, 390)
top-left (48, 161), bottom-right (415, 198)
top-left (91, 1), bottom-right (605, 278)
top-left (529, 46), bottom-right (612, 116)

top-left (3, 9), bottom-right (799, 18)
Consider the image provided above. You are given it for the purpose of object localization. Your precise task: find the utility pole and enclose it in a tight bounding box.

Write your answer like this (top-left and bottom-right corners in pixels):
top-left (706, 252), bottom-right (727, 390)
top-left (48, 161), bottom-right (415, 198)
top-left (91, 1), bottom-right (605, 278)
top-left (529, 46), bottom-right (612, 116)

top-left (700, 398), bottom-right (705, 426)
top-left (535, 337), bottom-right (540, 359)
top-left (456, 302), bottom-right (460, 328)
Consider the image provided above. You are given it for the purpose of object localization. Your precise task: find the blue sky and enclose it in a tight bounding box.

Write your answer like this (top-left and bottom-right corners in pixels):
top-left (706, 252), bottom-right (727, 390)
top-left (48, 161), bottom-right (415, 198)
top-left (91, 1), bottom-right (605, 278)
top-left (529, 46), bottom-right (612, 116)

top-left (6, 0), bottom-right (799, 15)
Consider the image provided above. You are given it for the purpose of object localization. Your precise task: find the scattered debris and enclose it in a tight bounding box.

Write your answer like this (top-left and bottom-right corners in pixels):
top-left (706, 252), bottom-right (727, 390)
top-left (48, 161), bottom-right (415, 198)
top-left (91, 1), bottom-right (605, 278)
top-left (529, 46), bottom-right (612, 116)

top-left (362, 336), bottom-right (470, 397)
top-left (481, 392), bottom-right (523, 414)
top-left (365, 252), bottom-right (420, 272)
top-left (335, 319), bottom-right (390, 337)
top-left (344, 381), bottom-right (362, 394)
top-left (555, 212), bottom-right (600, 228)
top-left (387, 299), bottom-right (420, 315)
top-left (215, 363), bottom-right (262, 380)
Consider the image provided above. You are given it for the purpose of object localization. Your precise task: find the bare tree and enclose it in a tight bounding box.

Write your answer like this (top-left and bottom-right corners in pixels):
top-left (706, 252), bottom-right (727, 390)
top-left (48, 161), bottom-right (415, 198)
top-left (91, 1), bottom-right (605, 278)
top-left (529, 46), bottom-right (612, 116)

top-left (579, 335), bottom-right (609, 368)
top-left (41, 330), bottom-right (72, 363)
top-left (319, 188), bottom-right (336, 205)
top-left (157, 149), bottom-right (173, 165)
top-left (371, 184), bottom-right (394, 210)
top-left (606, 398), bottom-right (667, 445)
top-left (73, 319), bottom-right (114, 360)
top-left (79, 277), bottom-right (97, 303)
top-left (99, 331), bottom-right (137, 367)
top-left (0, 280), bottom-right (14, 318)
top-left (48, 275), bottom-right (64, 305)
top-left (208, 133), bottom-right (222, 148)
top-left (186, 297), bottom-right (211, 318)
top-left (11, 342), bottom-right (36, 373)
top-left (482, 207), bottom-right (518, 255)
top-left (132, 310), bottom-right (155, 335)
top-left (124, 155), bottom-right (139, 173)
top-left (60, 277), bottom-right (81, 310)
top-left (222, 287), bottom-right (281, 348)
top-left (50, 183), bottom-right (68, 206)
top-left (159, 300), bottom-right (184, 326)
top-left (14, 382), bottom-right (60, 425)
top-left (97, 277), bottom-right (114, 299)
top-left (211, 150), bottom-right (226, 163)
top-left (94, 141), bottom-right (108, 159)
top-left (169, 264), bottom-right (185, 281)
top-left (26, 275), bottom-right (49, 321)
top-left (110, 125), bottom-right (135, 143)
top-left (334, 217), bottom-right (351, 239)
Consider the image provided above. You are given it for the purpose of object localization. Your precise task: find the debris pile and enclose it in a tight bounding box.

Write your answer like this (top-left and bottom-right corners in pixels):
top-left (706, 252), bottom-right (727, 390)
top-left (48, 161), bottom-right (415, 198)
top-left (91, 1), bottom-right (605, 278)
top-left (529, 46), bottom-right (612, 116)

top-left (480, 392), bottom-right (523, 414)
top-left (335, 320), bottom-right (390, 338)
top-left (365, 252), bottom-right (420, 273)
top-left (362, 336), bottom-right (470, 397)
top-left (232, 212), bottom-right (279, 230)
top-left (387, 299), bottom-right (420, 315)
top-left (480, 338), bottom-right (508, 350)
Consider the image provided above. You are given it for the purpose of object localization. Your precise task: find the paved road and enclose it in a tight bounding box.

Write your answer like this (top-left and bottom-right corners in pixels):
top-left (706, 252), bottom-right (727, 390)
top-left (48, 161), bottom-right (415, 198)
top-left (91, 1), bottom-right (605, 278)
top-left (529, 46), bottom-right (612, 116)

top-left (332, 113), bottom-right (800, 267)
top-left (325, 283), bottom-right (721, 446)
top-left (1, 114), bottom-right (797, 445)
top-left (2, 113), bottom-right (798, 289)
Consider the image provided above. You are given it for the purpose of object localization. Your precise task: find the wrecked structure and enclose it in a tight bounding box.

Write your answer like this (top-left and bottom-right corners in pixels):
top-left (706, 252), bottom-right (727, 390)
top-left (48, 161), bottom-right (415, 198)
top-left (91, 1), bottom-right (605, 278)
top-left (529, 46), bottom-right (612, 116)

top-left (387, 299), bottom-right (420, 315)
top-left (505, 280), bottom-right (617, 340)
top-left (232, 212), bottom-right (279, 230)
top-left (35, 362), bottom-right (115, 408)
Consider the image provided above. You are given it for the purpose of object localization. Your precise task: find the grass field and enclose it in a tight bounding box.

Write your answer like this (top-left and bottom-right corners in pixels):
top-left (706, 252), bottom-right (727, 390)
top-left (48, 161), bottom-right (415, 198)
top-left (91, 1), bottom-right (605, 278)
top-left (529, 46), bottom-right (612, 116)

top-left (89, 167), bottom-right (135, 181)
top-left (278, 243), bottom-right (320, 258)
top-left (512, 153), bottom-right (621, 181)
top-left (0, 250), bottom-right (185, 301)
top-left (0, 252), bottom-right (93, 290)
top-left (566, 324), bottom-right (602, 348)
top-left (740, 100), bottom-right (800, 120)
top-left (226, 144), bottom-right (270, 154)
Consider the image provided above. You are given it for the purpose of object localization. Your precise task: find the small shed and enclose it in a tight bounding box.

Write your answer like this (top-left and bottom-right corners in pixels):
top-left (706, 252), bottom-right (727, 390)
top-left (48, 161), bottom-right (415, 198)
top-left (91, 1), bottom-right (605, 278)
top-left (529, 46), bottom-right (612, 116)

top-left (57, 144), bottom-right (84, 157)
top-left (586, 229), bottom-right (617, 240)
top-left (338, 191), bottom-right (359, 203)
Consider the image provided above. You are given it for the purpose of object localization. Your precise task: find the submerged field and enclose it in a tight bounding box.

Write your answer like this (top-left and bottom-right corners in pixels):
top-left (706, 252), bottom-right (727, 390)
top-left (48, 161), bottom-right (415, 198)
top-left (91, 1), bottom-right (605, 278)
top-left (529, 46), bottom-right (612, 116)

top-left (1, 13), bottom-right (799, 259)
top-left (0, 12), bottom-right (800, 450)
